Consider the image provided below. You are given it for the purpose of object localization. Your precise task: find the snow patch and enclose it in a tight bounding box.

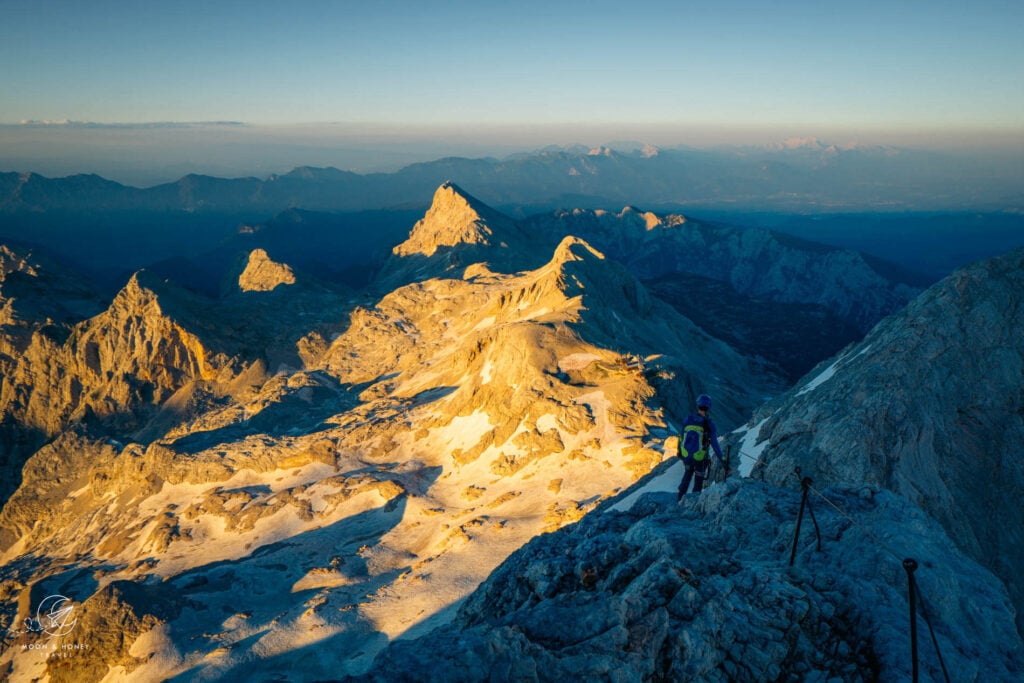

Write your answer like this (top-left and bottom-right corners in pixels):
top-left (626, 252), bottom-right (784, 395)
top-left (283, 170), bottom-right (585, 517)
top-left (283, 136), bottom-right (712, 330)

top-left (471, 315), bottom-right (496, 332)
top-left (797, 345), bottom-right (873, 396)
top-left (67, 484), bottom-right (90, 499)
top-left (732, 418), bottom-right (772, 478)
top-left (436, 409), bottom-right (493, 452)
top-left (609, 461), bottom-right (684, 512)
top-left (535, 414), bottom-right (559, 432)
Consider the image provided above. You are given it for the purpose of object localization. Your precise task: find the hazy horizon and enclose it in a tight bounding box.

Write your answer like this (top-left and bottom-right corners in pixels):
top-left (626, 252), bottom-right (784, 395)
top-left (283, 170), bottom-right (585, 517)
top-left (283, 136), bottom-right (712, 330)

top-left (3, 120), bottom-right (1023, 188)
top-left (3, 1), bottom-right (1023, 186)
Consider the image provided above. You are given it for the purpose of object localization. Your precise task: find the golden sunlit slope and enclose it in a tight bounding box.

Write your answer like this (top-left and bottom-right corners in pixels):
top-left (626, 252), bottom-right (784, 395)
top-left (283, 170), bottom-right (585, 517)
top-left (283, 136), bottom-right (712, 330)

top-left (0, 185), bottom-right (782, 681)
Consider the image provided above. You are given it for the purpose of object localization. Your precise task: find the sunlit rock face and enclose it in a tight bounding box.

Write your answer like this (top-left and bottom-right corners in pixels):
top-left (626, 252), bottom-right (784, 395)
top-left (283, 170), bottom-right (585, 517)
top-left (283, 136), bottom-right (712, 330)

top-left (378, 181), bottom-right (547, 288)
top-left (0, 266), bottom-right (226, 508)
top-left (363, 249), bottom-right (1024, 682)
top-left (237, 248), bottom-right (296, 292)
top-left (740, 247), bottom-right (1024, 638)
top-left (524, 207), bottom-right (922, 334)
top-left (392, 182), bottom-right (524, 258)
top-left (0, 184), bottom-right (783, 681)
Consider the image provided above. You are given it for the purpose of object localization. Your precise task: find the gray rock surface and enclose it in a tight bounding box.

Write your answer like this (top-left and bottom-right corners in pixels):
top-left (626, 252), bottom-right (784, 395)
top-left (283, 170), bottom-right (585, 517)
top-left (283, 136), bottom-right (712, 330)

top-left (525, 208), bottom-right (922, 332)
top-left (746, 247), bottom-right (1024, 637)
top-left (366, 479), bottom-right (1022, 682)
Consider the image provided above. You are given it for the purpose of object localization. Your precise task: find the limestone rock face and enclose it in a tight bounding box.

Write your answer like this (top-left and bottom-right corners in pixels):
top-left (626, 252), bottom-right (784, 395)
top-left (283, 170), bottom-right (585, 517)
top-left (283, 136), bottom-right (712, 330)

top-left (0, 272), bottom-right (219, 438)
top-left (366, 481), bottom-right (1022, 682)
top-left (0, 261), bottom-right (214, 505)
top-left (237, 248), bottom-right (296, 292)
top-left (0, 186), bottom-right (789, 681)
top-left (525, 207), bottom-right (923, 333)
top-left (393, 182), bottom-right (524, 258)
top-left (381, 182), bottom-right (544, 286)
top-left (741, 247), bottom-right (1024, 636)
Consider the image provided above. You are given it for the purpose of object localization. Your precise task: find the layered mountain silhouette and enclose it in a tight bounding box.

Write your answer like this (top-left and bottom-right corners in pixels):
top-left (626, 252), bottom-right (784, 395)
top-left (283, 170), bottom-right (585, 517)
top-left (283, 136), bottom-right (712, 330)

top-left (1, 182), bottom-right (1019, 680)
top-left (5, 145), bottom-right (1021, 295)
top-left (2, 143), bottom-right (1020, 213)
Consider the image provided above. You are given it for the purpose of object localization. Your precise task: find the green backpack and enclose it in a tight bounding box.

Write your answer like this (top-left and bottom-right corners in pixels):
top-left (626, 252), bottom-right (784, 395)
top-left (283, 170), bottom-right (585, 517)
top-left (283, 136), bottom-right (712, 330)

top-left (678, 417), bottom-right (711, 462)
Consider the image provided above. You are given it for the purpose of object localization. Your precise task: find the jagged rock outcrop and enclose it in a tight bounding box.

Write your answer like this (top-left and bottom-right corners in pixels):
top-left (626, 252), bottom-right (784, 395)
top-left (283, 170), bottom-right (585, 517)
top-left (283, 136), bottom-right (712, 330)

top-left (366, 479), bottom-right (1022, 682)
top-left (0, 260), bottom-right (220, 505)
top-left (0, 272), bottom-right (222, 439)
top-left (379, 182), bottom-right (546, 287)
top-left (524, 207), bottom-right (923, 333)
top-left (393, 182), bottom-right (524, 258)
top-left (0, 246), bottom-right (107, 502)
top-left (0, 185), bottom-right (787, 681)
top-left (44, 580), bottom-right (183, 683)
top-left (738, 247), bottom-right (1024, 637)
top-left (236, 248), bottom-right (296, 292)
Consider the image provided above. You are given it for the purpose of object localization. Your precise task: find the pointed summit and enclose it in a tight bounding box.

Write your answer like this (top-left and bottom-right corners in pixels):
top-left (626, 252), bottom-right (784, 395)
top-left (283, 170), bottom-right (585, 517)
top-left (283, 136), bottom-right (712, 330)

top-left (378, 182), bottom-right (546, 288)
top-left (393, 182), bottom-right (520, 258)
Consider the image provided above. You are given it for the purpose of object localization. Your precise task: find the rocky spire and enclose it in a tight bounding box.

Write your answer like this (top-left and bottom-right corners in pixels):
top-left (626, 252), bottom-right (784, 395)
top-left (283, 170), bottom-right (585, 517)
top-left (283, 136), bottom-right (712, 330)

top-left (237, 248), bottom-right (296, 292)
top-left (392, 182), bottom-right (523, 258)
top-left (379, 182), bottom-right (546, 288)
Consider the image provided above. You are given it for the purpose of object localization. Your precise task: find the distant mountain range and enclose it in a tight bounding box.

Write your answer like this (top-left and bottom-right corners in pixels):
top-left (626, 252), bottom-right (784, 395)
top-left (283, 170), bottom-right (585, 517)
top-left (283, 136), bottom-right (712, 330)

top-left (5, 144), bottom-right (1022, 296)
top-left (3, 141), bottom-right (1021, 214)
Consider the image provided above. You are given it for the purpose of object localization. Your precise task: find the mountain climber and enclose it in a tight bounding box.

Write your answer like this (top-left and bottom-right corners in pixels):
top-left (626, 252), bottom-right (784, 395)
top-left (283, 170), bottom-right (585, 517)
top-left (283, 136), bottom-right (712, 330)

top-left (676, 394), bottom-right (728, 500)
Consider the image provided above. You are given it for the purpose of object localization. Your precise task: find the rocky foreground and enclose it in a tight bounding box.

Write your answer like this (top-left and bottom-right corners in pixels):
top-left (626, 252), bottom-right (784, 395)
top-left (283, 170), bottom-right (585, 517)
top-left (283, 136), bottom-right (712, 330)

top-left (748, 247), bottom-right (1024, 637)
top-left (365, 478), bottom-right (1022, 682)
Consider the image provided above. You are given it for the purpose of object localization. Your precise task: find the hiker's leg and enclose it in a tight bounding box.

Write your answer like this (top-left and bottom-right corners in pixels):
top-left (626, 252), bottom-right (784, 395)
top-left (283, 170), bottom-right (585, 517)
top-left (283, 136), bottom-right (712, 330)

top-left (678, 466), bottom-right (694, 500)
top-left (692, 463), bottom-right (708, 492)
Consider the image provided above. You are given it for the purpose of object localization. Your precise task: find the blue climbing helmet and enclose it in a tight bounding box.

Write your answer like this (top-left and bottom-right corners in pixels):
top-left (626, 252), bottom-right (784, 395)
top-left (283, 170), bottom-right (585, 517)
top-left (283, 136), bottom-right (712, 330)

top-left (696, 394), bottom-right (712, 410)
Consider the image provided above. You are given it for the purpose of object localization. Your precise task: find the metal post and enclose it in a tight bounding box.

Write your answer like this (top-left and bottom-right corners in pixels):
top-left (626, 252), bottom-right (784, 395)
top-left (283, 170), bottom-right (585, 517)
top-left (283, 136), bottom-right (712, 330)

top-left (789, 471), bottom-right (811, 566)
top-left (904, 558), bottom-right (919, 683)
top-left (804, 478), bottom-right (822, 552)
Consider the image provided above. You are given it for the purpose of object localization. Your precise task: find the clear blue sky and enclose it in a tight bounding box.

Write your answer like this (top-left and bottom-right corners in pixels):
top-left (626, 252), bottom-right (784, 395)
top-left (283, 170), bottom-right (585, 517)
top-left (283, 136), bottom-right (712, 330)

top-left (3, 0), bottom-right (1022, 132)
top-left (1, 0), bottom-right (1022, 183)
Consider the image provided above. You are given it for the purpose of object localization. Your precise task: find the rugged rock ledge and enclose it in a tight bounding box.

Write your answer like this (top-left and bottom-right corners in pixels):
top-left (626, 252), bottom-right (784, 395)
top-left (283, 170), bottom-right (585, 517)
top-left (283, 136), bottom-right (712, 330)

top-left (365, 479), bottom-right (1022, 682)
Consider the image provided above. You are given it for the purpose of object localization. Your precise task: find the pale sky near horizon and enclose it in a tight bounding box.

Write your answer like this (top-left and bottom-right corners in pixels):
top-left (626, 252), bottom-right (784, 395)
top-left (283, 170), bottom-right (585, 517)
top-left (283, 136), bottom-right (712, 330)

top-left (2, 0), bottom-right (1023, 182)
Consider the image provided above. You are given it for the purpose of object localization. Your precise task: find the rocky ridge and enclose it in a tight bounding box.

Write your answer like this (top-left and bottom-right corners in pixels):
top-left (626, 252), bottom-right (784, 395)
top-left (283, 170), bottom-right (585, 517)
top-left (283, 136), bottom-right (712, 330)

top-left (0, 264), bottom-right (232, 507)
top-left (0, 184), bottom-right (783, 681)
top-left (524, 207), bottom-right (922, 333)
top-left (736, 247), bottom-right (1024, 638)
top-left (366, 479), bottom-right (1022, 682)
top-left (357, 246), bottom-right (1024, 681)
